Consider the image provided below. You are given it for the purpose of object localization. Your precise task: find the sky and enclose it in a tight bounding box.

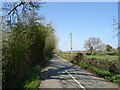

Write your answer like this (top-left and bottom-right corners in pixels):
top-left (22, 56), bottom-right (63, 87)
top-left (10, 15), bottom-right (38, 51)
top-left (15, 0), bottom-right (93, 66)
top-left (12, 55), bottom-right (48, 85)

top-left (40, 2), bottom-right (118, 51)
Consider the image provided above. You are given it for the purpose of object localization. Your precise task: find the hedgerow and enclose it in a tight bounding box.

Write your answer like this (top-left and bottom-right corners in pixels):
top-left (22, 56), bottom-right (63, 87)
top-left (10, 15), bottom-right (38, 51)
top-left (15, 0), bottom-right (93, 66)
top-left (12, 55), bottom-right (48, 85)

top-left (2, 23), bottom-right (56, 88)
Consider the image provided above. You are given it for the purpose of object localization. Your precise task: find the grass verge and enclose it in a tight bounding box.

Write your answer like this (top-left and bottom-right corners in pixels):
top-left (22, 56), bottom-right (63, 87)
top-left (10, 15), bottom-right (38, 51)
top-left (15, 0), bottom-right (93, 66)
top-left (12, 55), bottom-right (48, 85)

top-left (61, 56), bottom-right (72, 61)
top-left (24, 60), bottom-right (49, 88)
top-left (23, 65), bottom-right (41, 88)
top-left (61, 56), bottom-right (120, 84)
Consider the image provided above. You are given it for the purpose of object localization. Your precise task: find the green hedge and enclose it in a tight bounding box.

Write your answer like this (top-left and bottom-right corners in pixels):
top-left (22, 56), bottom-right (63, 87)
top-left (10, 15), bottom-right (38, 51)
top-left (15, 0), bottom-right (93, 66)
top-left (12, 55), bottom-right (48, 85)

top-left (71, 60), bottom-right (120, 84)
top-left (2, 23), bottom-right (56, 88)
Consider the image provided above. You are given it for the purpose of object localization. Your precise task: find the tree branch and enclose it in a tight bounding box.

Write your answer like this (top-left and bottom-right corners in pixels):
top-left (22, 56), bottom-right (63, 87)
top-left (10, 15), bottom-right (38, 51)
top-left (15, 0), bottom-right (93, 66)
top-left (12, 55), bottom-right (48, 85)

top-left (7, 2), bottom-right (25, 15)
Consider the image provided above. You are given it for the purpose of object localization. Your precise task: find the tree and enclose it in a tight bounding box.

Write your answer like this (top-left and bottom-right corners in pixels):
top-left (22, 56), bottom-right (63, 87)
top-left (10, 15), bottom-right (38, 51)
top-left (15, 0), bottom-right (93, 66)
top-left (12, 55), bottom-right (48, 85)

top-left (2, 1), bottom-right (44, 30)
top-left (98, 44), bottom-right (106, 51)
top-left (106, 44), bottom-right (113, 52)
top-left (2, 1), bottom-right (57, 88)
top-left (84, 37), bottom-right (105, 55)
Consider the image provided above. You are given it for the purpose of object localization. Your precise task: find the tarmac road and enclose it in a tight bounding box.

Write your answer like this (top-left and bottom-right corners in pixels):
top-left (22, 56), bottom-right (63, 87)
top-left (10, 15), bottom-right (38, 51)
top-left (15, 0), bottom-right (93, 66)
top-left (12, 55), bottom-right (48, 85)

top-left (40, 55), bottom-right (120, 90)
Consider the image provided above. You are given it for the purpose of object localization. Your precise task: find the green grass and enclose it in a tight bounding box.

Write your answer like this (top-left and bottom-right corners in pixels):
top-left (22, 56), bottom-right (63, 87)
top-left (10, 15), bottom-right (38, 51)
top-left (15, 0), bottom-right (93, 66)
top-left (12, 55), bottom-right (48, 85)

top-left (24, 79), bottom-right (40, 88)
top-left (62, 56), bottom-right (120, 84)
top-left (24, 60), bottom-right (49, 88)
top-left (62, 53), bottom-right (118, 60)
top-left (61, 56), bottom-right (72, 61)
top-left (77, 62), bottom-right (112, 76)
top-left (24, 65), bottom-right (41, 88)
top-left (72, 61), bottom-right (120, 84)
top-left (85, 55), bottom-right (118, 60)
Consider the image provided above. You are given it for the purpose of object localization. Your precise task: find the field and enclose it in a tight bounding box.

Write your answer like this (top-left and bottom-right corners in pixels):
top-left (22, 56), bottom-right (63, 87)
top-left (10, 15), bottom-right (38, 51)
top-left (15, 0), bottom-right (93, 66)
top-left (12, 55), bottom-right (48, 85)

top-left (85, 55), bottom-right (118, 60)
top-left (63, 53), bottom-right (118, 61)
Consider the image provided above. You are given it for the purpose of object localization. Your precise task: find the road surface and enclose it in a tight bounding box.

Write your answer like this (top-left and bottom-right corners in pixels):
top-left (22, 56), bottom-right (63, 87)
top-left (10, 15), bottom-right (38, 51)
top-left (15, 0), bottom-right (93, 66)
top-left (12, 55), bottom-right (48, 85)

top-left (40, 55), bottom-right (120, 89)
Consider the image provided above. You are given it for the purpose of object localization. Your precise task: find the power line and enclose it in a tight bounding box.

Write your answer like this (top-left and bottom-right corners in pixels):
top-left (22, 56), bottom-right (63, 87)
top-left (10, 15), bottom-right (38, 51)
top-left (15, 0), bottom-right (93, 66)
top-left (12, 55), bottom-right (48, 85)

top-left (60, 34), bottom-right (70, 50)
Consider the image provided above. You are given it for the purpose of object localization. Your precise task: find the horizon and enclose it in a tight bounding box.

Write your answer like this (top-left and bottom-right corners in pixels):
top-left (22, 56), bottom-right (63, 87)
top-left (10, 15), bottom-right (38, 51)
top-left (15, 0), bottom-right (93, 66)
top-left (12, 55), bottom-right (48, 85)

top-left (40, 2), bottom-right (118, 51)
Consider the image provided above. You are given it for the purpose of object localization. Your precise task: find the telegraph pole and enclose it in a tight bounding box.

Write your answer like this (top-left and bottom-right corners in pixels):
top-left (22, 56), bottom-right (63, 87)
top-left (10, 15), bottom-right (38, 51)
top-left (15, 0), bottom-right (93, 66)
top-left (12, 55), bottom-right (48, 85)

top-left (70, 33), bottom-right (72, 60)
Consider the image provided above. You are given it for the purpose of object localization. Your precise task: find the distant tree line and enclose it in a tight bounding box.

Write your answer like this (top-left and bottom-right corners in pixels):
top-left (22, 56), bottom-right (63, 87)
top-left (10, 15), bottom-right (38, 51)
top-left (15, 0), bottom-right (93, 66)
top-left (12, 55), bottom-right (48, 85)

top-left (84, 37), bottom-right (118, 55)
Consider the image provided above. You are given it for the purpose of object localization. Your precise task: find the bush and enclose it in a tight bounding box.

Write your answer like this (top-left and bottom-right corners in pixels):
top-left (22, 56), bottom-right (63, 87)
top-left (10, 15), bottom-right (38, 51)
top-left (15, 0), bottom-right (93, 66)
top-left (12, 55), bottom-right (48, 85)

top-left (107, 52), bottom-right (117, 55)
top-left (2, 23), bottom-right (56, 88)
top-left (62, 55), bottom-right (120, 84)
top-left (79, 57), bottom-right (120, 74)
top-left (86, 53), bottom-right (91, 55)
top-left (71, 60), bottom-right (77, 64)
top-left (24, 65), bottom-right (41, 88)
top-left (96, 70), bottom-right (111, 76)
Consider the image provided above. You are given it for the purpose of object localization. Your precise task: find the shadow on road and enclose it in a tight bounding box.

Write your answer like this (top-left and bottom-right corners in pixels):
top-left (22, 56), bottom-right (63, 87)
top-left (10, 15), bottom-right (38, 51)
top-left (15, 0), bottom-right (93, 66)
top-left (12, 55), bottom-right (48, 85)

top-left (41, 55), bottom-right (110, 82)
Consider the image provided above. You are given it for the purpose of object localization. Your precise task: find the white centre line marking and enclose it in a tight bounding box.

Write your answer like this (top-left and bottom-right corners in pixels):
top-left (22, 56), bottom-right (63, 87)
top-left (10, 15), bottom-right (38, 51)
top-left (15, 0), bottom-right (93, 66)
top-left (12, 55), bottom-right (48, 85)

top-left (65, 70), bottom-right (86, 90)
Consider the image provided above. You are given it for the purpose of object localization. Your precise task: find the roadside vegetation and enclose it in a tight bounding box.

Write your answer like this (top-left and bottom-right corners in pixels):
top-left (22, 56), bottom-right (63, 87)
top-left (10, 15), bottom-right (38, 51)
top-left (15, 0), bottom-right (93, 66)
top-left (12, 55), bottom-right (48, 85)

top-left (59, 53), bottom-right (120, 84)
top-left (85, 55), bottom-right (118, 60)
top-left (56, 38), bottom-right (120, 85)
top-left (61, 53), bottom-right (118, 61)
top-left (71, 60), bottom-right (120, 84)
top-left (2, 1), bottom-right (57, 88)
top-left (24, 65), bottom-right (41, 88)
top-left (0, 51), bottom-right (2, 59)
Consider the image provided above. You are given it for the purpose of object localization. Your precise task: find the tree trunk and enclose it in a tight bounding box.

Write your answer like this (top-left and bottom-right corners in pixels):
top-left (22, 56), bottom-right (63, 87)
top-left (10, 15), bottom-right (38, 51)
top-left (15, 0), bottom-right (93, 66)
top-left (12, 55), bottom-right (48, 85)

top-left (90, 50), bottom-right (93, 55)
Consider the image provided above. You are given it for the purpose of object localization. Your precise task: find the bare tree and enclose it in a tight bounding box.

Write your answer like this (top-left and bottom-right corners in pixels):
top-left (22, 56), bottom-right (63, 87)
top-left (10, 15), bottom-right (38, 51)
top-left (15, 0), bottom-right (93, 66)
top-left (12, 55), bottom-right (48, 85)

top-left (112, 16), bottom-right (120, 61)
top-left (2, 1), bottom-right (44, 29)
top-left (84, 37), bottom-right (105, 55)
top-left (98, 44), bottom-right (106, 51)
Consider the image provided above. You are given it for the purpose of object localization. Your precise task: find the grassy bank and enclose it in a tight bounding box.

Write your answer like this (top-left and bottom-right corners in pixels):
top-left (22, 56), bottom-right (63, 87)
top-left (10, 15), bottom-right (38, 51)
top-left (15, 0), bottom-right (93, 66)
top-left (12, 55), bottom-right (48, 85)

top-left (23, 65), bottom-right (41, 88)
top-left (61, 55), bottom-right (120, 84)
top-left (61, 56), bottom-right (71, 61)
top-left (24, 60), bottom-right (49, 88)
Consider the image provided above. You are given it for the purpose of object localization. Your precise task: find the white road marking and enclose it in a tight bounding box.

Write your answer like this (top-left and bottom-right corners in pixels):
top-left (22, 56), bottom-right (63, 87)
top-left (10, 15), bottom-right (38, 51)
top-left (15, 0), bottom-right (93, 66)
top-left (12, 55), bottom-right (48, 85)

top-left (65, 70), bottom-right (86, 90)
